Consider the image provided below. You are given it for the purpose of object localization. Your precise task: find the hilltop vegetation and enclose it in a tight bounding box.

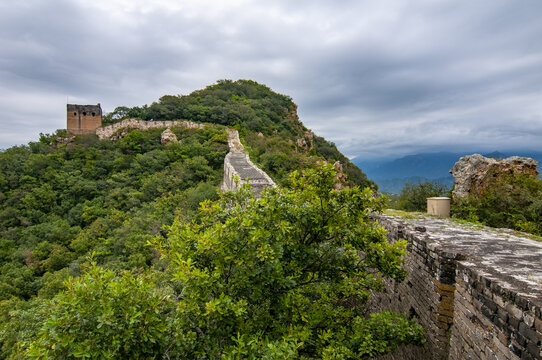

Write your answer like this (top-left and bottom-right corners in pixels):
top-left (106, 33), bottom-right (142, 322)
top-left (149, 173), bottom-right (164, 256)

top-left (0, 126), bottom-right (229, 301)
top-left (106, 79), bottom-right (372, 188)
top-left (0, 80), bottom-right (423, 358)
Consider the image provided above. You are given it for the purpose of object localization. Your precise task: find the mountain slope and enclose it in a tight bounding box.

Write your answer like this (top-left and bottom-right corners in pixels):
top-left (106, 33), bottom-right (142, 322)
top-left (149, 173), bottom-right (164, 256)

top-left (108, 79), bottom-right (373, 188)
top-left (0, 79), bottom-right (371, 305)
top-left (0, 81), bottom-right (414, 358)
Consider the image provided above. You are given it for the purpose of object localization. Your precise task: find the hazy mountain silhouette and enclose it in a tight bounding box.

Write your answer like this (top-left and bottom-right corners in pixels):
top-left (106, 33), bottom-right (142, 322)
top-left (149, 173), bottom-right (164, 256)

top-left (354, 150), bottom-right (542, 193)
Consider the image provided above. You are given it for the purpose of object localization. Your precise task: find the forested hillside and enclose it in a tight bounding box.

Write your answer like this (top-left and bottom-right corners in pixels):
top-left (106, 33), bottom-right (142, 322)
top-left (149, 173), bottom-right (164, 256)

top-left (0, 80), bottom-right (423, 359)
top-left (106, 80), bottom-right (372, 188)
top-left (0, 126), bottom-right (228, 300)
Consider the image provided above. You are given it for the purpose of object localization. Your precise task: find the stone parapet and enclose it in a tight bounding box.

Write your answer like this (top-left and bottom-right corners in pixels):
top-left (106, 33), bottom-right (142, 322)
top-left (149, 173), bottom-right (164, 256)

top-left (371, 213), bottom-right (542, 360)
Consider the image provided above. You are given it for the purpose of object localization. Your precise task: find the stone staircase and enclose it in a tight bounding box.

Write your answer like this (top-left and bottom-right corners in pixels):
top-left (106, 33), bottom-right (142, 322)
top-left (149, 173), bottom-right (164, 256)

top-left (221, 129), bottom-right (276, 196)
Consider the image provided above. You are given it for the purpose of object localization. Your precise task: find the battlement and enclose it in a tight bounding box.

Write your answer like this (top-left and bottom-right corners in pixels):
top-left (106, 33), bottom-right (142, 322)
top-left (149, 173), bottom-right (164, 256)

top-left (67, 104), bottom-right (102, 134)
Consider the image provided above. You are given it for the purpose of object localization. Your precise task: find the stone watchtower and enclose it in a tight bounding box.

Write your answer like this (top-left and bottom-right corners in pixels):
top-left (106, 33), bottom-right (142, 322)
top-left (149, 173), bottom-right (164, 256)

top-left (67, 104), bottom-right (102, 134)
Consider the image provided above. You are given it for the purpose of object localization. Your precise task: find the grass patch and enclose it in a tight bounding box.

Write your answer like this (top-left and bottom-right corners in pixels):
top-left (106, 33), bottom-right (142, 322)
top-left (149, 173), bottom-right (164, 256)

top-left (383, 209), bottom-right (424, 219)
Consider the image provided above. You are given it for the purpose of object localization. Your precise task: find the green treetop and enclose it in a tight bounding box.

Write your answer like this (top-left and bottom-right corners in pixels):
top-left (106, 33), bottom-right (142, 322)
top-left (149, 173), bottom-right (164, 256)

top-left (151, 163), bottom-right (423, 358)
top-left (12, 164), bottom-right (423, 359)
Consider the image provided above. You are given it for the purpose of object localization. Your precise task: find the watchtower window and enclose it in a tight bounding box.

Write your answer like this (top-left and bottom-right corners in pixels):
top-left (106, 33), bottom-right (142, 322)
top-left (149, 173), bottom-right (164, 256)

top-left (73, 112), bottom-right (77, 116)
top-left (83, 112), bottom-right (87, 116)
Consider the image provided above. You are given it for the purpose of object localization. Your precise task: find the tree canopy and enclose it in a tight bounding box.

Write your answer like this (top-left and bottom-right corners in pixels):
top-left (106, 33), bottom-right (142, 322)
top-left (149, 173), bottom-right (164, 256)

top-left (0, 125), bottom-right (228, 304)
top-left (151, 163), bottom-right (422, 358)
top-left (0, 80), bottom-right (413, 358)
top-left (10, 164), bottom-right (423, 359)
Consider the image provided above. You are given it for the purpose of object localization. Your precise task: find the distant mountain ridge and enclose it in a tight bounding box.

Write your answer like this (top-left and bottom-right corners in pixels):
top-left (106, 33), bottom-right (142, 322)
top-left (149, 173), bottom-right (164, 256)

top-left (354, 150), bottom-right (542, 193)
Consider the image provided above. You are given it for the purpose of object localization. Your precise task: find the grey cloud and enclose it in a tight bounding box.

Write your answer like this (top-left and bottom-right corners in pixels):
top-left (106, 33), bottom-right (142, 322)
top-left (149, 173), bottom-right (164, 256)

top-left (1, 0), bottom-right (542, 159)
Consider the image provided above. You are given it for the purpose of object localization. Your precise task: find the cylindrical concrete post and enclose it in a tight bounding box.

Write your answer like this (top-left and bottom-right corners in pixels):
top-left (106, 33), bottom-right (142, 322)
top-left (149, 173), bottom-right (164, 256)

top-left (427, 197), bottom-right (450, 217)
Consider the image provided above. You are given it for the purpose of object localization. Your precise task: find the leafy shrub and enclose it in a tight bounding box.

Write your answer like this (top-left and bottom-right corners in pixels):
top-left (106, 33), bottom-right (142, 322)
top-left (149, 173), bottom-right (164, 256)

top-left (151, 163), bottom-right (424, 358)
top-left (394, 181), bottom-right (449, 212)
top-left (453, 173), bottom-right (542, 235)
top-left (19, 264), bottom-right (179, 359)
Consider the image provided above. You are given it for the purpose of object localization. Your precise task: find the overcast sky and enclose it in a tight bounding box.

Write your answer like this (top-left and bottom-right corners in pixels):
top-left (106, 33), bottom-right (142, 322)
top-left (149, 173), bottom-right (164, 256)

top-left (1, 0), bottom-right (541, 160)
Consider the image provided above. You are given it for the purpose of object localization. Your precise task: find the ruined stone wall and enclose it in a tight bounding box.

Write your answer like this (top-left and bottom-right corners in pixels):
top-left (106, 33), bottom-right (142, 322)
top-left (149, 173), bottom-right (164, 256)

top-left (372, 214), bottom-right (542, 360)
top-left (67, 104), bottom-right (102, 134)
top-left (95, 120), bottom-right (275, 195)
top-left (95, 119), bottom-right (203, 140)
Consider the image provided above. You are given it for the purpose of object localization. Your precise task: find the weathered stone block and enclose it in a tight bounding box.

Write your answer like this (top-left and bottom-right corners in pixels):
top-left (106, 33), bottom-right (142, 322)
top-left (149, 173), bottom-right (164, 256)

top-left (519, 322), bottom-right (539, 343)
top-left (451, 154), bottom-right (538, 199)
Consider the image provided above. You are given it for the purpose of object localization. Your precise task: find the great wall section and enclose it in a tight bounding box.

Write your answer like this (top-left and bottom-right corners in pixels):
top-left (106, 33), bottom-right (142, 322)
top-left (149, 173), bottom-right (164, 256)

top-left (220, 128), bottom-right (276, 195)
top-left (95, 119), bottom-right (276, 195)
top-left (95, 119), bottom-right (204, 140)
top-left (92, 120), bottom-right (541, 359)
top-left (373, 214), bottom-right (542, 360)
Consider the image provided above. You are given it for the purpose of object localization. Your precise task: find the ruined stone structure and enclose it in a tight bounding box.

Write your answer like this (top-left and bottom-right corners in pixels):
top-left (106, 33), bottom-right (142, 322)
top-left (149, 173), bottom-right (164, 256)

top-left (221, 129), bottom-right (276, 196)
top-left (95, 119), bottom-right (203, 140)
top-left (67, 104), bottom-right (102, 134)
top-left (95, 120), bottom-right (275, 195)
top-left (160, 128), bottom-right (178, 146)
top-left (372, 213), bottom-right (542, 360)
top-left (451, 154), bottom-right (539, 199)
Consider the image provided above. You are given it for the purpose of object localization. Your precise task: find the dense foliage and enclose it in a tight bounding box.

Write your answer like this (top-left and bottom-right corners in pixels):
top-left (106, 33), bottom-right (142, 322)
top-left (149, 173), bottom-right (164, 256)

top-left (105, 80), bottom-right (292, 132)
top-left (0, 80), bottom-right (421, 358)
top-left (105, 80), bottom-right (373, 188)
top-left (389, 181), bottom-right (449, 212)
top-left (151, 164), bottom-right (423, 358)
top-left (452, 173), bottom-right (542, 235)
top-left (22, 264), bottom-right (180, 358)
top-left (0, 125), bottom-right (228, 303)
top-left (8, 165), bottom-right (423, 359)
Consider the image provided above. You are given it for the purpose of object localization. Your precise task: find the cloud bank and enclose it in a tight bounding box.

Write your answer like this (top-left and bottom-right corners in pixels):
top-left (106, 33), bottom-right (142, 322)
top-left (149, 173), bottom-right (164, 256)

top-left (1, 0), bottom-right (541, 159)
